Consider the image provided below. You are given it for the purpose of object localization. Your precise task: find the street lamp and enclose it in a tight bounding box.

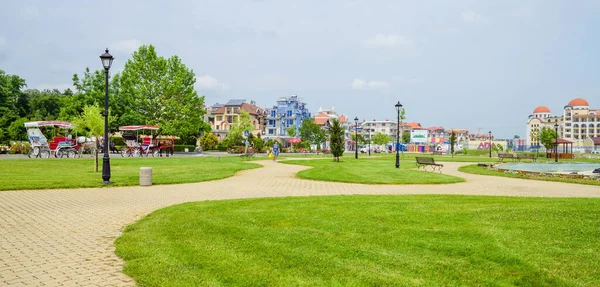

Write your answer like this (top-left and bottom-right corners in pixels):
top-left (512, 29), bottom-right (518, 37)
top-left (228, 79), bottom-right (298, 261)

top-left (100, 48), bottom-right (114, 184)
top-left (354, 117), bottom-right (359, 159)
top-left (554, 123), bottom-right (559, 163)
top-left (488, 130), bottom-right (492, 158)
top-left (395, 101), bottom-right (402, 168)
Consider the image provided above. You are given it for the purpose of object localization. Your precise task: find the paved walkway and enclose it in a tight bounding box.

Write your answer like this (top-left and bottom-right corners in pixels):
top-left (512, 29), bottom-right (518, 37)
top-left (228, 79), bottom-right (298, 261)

top-left (1, 161), bottom-right (600, 286)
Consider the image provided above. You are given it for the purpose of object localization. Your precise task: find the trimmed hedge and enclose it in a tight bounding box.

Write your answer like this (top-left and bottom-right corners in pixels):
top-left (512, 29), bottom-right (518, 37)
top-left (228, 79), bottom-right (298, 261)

top-left (174, 145), bottom-right (195, 152)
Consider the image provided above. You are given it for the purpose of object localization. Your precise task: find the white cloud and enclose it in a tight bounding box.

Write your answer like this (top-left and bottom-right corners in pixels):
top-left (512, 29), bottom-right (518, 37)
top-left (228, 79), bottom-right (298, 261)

top-left (352, 78), bottom-right (389, 90)
top-left (37, 83), bottom-right (74, 92)
top-left (109, 39), bottom-right (142, 55)
top-left (365, 34), bottom-right (411, 47)
top-left (460, 10), bottom-right (489, 24)
top-left (196, 75), bottom-right (229, 91)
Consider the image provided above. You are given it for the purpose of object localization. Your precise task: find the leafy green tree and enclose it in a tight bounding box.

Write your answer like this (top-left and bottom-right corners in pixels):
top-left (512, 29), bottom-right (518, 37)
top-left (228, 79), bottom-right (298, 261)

top-left (199, 133), bottom-right (218, 150)
top-left (252, 137), bottom-right (264, 151)
top-left (223, 110), bottom-right (254, 148)
top-left (402, 131), bottom-right (411, 143)
top-left (328, 118), bottom-right (344, 161)
top-left (299, 118), bottom-right (326, 151)
top-left (540, 127), bottom-right (558, 150)
top-left (72, 104), bottom-right (107, 138)
top-left (286, 126), bottom-right (297, 138)
top-left (450, 131), bottom-right (457, 157)
top-left (119, 45), bottom-right (208, 139)
top-left (7, 117), bottom-right (29, 141)
top-left (372, 132), bottom-right (391, 145)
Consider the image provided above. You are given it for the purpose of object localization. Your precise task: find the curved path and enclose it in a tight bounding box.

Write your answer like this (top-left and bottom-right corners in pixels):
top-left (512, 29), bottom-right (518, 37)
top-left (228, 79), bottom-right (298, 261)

top-left (1, 161), bottom-right (599, 286)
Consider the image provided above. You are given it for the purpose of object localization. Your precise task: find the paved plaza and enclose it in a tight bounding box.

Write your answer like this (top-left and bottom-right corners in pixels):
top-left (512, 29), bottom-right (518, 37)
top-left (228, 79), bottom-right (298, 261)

top-left (1, 160), bottom-right (599, 286)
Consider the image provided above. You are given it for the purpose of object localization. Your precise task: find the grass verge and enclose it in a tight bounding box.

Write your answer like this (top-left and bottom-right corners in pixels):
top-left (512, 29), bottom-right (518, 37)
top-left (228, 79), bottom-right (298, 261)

top-left (459, 164), bottom-right (600, 186)
top-left (0, 156), bottom-right (260, 191)
top-left (282, 157), bottom-right (464, 184)
top-left (116, 195), bottom-right (600, 286)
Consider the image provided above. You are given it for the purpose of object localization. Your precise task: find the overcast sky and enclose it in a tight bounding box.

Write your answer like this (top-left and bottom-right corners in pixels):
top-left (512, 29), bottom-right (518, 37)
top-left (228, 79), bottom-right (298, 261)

top-left (1, 1), bottom-right (598, 138)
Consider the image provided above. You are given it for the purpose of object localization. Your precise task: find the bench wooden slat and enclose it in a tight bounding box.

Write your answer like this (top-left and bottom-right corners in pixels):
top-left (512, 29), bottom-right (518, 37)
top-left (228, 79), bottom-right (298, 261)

top-left (415, 157), bottom-right (443, 173)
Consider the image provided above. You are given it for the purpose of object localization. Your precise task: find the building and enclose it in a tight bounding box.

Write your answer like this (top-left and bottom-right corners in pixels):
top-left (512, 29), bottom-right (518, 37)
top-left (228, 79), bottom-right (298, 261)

top-left (265, 95), bottom-right (311, 139)
top-left (209, 99), bottom-right (266, 141)
top-left (313, 107), bottom-right (350, 150)
top-left (527, 98), bottom-right (600, 151)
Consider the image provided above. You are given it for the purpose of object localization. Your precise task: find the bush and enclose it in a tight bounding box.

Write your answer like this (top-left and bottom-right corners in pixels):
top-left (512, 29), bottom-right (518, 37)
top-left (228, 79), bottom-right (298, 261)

top-left (9, 142), bottom-right (31, 154)
top-left (199, 133), bottom-right (218, 151)
top-left (0, 145), bottom-right (8, 154)
top-left (110, 136), bottom-right (125, 146)
top-left (227, 146), bottom-right (245, 154)
top-left (217, 142), bottom-right (228, 151)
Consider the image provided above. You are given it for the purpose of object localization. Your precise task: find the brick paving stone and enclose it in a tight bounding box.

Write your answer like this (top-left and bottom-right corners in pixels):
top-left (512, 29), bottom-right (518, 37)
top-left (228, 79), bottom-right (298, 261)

top-left (1, 160), bottom-right (600, 286)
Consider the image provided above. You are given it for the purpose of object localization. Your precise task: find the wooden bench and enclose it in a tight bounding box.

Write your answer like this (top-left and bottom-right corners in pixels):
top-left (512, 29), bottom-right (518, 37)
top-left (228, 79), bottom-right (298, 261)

top-left (240, 149), bottom-right (257, 160)
top-left (415, 157), bottom-right (444, 173)
top-left (432, 151), bottom-right (444, 155)
top-left (498, 153), bottom-right (515, 162)
top-left (516, 154), bottom-right (536, 162)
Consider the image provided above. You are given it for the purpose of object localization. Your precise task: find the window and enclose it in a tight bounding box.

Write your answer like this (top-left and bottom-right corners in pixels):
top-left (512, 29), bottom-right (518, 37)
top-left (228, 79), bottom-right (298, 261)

top-left (227, 116), bottom-right (233, 123)
top-left (269, 129), bottom-right (274, 135)
top-left (271, 111), bottom-right (276, 117)
top-left (216, 116), bottom-right (222, 121)
top-left (216, 125), bottom-right (220, 130)
top-left (287, 110), bottom-right (292, 117)
top-left (288, 120), bottom-right (294, 126)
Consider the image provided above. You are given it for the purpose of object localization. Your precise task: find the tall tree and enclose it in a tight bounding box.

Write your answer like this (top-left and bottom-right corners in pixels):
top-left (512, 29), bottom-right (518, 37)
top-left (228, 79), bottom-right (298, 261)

top-left (329, 118), bottom-right (344, 162)
top-left (402, 130), bottom-right (411, 143)
top-left (450, 131), bottom-right (457, 157)
top-left (0, 70), bottom-right (27, 143)
top-left (224, 110), bottom-right (253, 147)
top-left (286, 126), bottom-right (297, 138)
top-left (299, 118), bottom-right (326, 151)
top-left (372, 132), bottom-right (392, 146)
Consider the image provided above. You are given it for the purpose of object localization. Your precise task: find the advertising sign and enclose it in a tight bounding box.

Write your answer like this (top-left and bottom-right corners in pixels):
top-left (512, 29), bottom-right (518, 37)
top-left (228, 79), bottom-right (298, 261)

top-left (410, 130), bottom-right (428, 143)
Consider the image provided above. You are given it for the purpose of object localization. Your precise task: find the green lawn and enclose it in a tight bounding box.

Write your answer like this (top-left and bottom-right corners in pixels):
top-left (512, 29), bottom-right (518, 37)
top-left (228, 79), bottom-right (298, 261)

top-left (116, 195), bottom-right (600, 286)
top-left (0, 156), bottom-right (260, 191)
top-left (459, 164), bottom-right (600, 186)
top-left (282, 156), bottom-right (464, 184)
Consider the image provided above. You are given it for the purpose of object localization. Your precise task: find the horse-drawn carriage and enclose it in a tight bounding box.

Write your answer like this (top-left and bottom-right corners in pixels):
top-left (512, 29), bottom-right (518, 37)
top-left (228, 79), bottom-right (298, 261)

top-left (118, 125), bottom-right (175, 157)
top-left (24, 121), bottom-right (79, 158)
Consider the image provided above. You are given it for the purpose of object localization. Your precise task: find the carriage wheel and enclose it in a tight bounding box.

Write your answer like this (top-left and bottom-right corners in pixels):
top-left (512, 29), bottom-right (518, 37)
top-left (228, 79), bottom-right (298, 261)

top-left (31, 147), bottom-right (40, 158)
top-left (132, 148), bottom-right (141, 157)
top-left (67, 150), bottom-right (76, 158)
top-left (152, 149), bottom-right (160, 157)
top-left (40, 148), bottom-right (50, 158)
top-left (121, 148), bottom-right (129, 158)
top-left (56, 150), bottom-right (64, 158)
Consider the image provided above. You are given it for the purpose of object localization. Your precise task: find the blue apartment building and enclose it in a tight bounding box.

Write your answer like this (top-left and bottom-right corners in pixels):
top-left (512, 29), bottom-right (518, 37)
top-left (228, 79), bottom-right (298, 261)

top-left (265, 95), bottom-right (311, 138)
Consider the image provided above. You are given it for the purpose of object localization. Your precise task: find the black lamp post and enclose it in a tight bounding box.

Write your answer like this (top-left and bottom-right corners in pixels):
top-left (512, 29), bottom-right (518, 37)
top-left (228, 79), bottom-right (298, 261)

top-left (354, 117), bottom-right (359, 159)
top-left (554, 123), bottom-right (559, 163)
top-left (395, 101), bottom-right (402, 168)
top-left (488, 130), bottom-right (492, 158)
top-left (100, 48), bottom-right (114, 184)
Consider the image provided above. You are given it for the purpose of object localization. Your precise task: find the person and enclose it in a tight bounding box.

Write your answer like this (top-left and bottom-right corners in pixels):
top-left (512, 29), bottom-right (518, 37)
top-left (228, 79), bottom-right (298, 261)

top-left (272, 142), bottom-right (279, 161)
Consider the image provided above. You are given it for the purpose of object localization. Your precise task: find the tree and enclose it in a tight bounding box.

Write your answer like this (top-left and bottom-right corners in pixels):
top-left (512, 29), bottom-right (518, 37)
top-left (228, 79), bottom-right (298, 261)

top-left (540, 127), bottom-right (558, 150)
top-left (7, 118), bottom-right (29, 141)
top-left (286, 126), bottom-right (297, 138)
top-left (372, 132), bottom-right (391, 145)
top-left (328, 118), bottom-right (344, 161)
top-left (199, 133), bottom-right (218, 150)
top-left (402, 131), bottom-right (411, 143)
top-left (0, 70), bottom-right (27, 143)
top-left (119, 45), bottom-right (208, 139)
top-left (252, 137), bottom-right (264, 151)
top-left (72, 104), bottom-right (113, 172)
top-left (223, 110), bottom-right (254, 148)
top-left (450, 131), bottom-right (457, 157)
top-left (299, 118), bottom-right (326, 151)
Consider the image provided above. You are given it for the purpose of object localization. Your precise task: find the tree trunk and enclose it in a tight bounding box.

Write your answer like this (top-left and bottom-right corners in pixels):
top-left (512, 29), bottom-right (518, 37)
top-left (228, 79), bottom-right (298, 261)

top-left (95, 148), bottom-right (98, 172)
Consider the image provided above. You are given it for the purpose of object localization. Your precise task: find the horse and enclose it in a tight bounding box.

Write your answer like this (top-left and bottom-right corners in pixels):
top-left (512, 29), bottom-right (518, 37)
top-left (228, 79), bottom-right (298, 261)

top-left (77, 136), bottom-right (97, 158)
top-left (157, 139), bottom-right (175, 157)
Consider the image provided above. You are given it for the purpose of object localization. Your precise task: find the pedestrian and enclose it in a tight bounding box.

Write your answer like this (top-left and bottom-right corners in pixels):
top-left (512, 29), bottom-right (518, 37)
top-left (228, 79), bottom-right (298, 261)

top-left (272, 142), bottom-right (279, 161)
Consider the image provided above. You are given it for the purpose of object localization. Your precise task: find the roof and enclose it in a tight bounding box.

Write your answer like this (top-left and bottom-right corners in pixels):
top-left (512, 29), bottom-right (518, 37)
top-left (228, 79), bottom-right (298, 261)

top-left (314, 118), bottom-right (329, 125)
top-left (567, 98), bottom-right (589, 107)
top-left (426, 126), bottom-right (445, 131)
top-left (225, 99), bottom-right (246, 106)
top-left (24, 121), bottom-right (73, 128)
top-left (314, 112), bottom-right (329, 119)
top-left (590, 137), bottom-right (600, 145)
top-left (533, 106), bottom-right (551, 113)
top-left (401, 122), bottom-right (422, 129)
top-left (338, 115), bottom-right (347, 123)
top-left (213, 103), bottom-right (264, 116)
top-left (556, 138), bottom-right (573, 144)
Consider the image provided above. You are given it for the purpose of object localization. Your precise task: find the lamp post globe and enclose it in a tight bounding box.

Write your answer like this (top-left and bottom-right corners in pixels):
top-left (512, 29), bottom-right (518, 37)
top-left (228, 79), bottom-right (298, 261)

top-left (395, 101), bottom-right (402, 168)
top-left (488, 131), bottom-right (492, 158)
top-left (99, 48), bottom-right (114, 184)
top-left (354, 117), bottom-right (359, 159)
top-left (554, 124), bottom-right (559, 163)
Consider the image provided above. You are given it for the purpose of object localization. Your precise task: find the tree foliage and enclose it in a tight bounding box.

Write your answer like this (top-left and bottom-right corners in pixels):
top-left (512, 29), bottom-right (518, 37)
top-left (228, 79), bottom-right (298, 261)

top-left (286, 126), bottom-right (297, 138)
top-left (372, 132), bottom-right (391, 145)
top-left (72, 104), bottom-right (110, 137)
top-left (402, 131), bottom-right (411, 143)
top-left (299, 118), bottom-right (326, 151)
top-left (540, 127), bottom-right (558, 150)
top-left (119, 45), bottom-right (208, 139)
top-left (328, 118), bottom-right (344, 161)
top-left (450, 131), bottom-right (457, 157)
top-left (223, 110), bottom-right (254, 148)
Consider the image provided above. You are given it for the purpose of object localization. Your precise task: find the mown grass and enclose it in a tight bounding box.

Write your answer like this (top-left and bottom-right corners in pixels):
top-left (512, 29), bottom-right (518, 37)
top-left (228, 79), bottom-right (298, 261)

top-left (459, 164), bottom-right (600, 186)
top-left (116, 195), bottom-right (600, 286)
top-left (0, 156), bottom-right (260, 191)
top-left (282, 155), bottom-right (464, 184)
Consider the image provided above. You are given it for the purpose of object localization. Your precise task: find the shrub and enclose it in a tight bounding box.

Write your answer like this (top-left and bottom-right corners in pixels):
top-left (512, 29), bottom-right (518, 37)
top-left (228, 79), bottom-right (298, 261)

top-left (174, 145), bottom-right (195, 152)
top-left (110, 136), bottom-right (125, 146)
top-left (199, 133), bottom-right (218, 151)
top-left (9, 142), bottom-right (31, 155)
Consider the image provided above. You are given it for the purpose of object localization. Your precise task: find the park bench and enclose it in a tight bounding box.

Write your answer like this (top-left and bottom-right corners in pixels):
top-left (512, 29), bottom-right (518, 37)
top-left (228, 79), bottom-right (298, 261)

top-left (516, 154), bottom-right (536, 162)
top-left (415, 157), bottom-right (444, 173)
top-left (432, 151), bottom-right (444, 155)
top-left (240, 149), bottom-right (257, 160)
top-left (498, 153), bottom-right (515, 162)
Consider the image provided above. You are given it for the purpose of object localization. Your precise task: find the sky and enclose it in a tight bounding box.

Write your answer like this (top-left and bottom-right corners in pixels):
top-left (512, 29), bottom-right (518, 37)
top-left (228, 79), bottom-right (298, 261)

top-left (1, 0), bottom-right (599, 138)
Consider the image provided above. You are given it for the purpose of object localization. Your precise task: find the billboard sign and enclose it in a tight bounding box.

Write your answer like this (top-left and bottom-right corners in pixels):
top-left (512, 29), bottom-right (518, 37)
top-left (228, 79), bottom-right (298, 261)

top-left (411, 130), bottom-right (428, 143)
